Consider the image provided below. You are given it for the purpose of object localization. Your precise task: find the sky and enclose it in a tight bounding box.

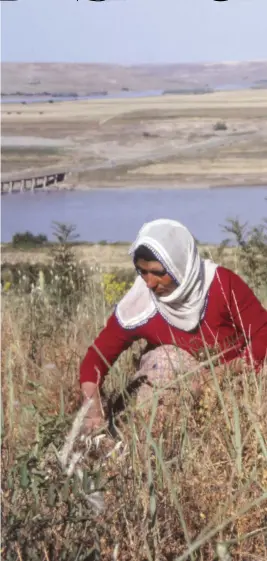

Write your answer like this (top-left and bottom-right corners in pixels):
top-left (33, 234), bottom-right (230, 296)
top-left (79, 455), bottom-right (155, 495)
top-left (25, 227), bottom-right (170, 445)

top-left (1, 0), bottom-right (267, 64)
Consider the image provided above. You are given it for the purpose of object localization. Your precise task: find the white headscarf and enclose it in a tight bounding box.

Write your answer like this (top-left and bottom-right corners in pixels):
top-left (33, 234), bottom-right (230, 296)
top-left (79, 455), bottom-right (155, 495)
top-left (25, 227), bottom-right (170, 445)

top-left (115, 219), bottom-right (218, 332)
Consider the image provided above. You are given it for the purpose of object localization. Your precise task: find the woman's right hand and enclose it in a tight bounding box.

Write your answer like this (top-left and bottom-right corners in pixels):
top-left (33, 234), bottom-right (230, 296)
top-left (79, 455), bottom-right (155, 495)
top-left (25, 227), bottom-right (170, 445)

top-left (83, 411), bottom-right (104, 433)
top-left (81, 381), bottom-right (105, 433)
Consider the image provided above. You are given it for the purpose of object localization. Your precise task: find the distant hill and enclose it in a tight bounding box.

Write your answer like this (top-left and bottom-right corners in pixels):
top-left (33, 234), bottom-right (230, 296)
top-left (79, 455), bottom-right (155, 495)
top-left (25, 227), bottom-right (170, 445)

top-left (2, 60), bottom-right (267, 96)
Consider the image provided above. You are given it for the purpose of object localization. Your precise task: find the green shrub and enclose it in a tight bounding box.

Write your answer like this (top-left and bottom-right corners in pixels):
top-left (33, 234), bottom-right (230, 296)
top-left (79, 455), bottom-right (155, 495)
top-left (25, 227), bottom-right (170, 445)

top-left (12, 231), bottom-right (48, 249)
top-left (221, 217), bottom-right (267, 290)
top-left (213, 121), bottom-right (227, 131)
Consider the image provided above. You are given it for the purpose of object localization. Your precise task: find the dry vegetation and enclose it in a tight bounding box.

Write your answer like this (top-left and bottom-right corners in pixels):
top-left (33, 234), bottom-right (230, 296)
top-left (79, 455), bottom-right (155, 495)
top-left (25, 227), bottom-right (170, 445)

top-left (0, 241), bottom-right (243, 270)
top-left (1, 146), bottom-right (65, 174)
top-left (2, 89), bottom-right (267, 187)
top-left (1, 221), bottom-right (267, 560)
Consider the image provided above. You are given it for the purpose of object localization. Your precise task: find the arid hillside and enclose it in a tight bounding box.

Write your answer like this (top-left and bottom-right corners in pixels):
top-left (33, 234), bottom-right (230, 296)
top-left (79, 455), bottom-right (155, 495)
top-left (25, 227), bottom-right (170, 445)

top-left (2, 60), bottom-right (267, 95)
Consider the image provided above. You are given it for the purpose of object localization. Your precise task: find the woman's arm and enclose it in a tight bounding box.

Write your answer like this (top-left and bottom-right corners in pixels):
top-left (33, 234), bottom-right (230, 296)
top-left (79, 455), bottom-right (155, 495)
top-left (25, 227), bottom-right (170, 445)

top-left (228, 270), bottom-right (267, 367)
top-left (81, 381), bottom-right (105, 431)
top-left (80, 312), bottom-right (135, 385)
top-left (80, 312), bottom-right (136, 431)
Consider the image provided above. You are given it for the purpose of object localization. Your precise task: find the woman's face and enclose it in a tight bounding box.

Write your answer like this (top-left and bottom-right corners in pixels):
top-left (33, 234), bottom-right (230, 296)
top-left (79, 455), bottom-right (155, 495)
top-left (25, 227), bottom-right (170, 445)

top-left (135, 258), bottom-right (178, 296)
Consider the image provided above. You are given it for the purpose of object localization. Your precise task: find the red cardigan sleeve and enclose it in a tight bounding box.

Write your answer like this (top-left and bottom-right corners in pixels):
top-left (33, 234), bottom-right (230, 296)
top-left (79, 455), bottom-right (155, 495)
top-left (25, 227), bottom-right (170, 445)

top-left (227, 269), bottom-right (267, 367)
top-left (80, 313), bottom-right (135, 385)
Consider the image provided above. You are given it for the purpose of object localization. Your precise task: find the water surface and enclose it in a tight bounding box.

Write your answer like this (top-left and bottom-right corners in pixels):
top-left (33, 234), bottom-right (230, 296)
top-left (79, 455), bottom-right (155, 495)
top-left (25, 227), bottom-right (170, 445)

top-left (2, 187), bottom-right (267, 244)
top-left (1, 83), bottom-right (254, 105)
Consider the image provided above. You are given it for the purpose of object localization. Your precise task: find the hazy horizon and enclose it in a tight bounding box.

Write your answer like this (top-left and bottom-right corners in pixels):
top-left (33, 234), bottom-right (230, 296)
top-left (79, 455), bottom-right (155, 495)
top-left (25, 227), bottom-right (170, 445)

top-left (1, 0), bottom-right (267, 65)
top-left (2, 60), bottom-right (267, 66)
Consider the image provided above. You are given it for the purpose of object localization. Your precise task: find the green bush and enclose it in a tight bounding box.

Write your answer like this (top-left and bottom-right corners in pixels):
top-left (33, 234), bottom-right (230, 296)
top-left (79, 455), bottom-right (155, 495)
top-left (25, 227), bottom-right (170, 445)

top-left (12, 231), bottom-right (48, 249)
top-left (221, 217), bottom-right (267, 290)
top-left (213, 121), bottom-right (227, 131)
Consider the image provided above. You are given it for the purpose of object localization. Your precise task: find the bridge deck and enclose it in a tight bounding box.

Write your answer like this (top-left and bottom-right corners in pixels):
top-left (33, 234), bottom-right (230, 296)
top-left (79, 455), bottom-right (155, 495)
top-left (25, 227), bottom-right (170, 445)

top-left (1, 168), bottom-right (68, 193)
top-left (1, 167), bottom-right (68, 183)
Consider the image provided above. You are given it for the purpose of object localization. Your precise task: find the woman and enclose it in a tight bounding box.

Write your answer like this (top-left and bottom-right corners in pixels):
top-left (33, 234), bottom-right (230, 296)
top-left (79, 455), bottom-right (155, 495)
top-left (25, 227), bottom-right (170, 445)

top-left (80, 219), bottom-right (267, 430)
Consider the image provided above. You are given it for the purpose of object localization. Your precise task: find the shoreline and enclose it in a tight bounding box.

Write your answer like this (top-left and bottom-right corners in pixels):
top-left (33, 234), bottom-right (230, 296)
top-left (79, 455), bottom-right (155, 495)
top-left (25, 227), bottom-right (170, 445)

top-left (70, 179), bottom-right (267, 191)
top-left (2, 180), bottom-right (267, 196)
top-left (2, 89), bottom-right (267, 193)
top-left (34, 179), bottom-right (267, 191)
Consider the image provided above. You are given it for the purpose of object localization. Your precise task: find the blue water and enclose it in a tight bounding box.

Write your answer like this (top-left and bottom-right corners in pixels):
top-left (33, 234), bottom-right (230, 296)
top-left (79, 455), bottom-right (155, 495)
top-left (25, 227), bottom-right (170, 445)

top-left (1, 187), bottom-right (267, 244)
top-left (1, 83), bottom-right (254, 105)
top-left (1, 90), bottom-right (164, 104)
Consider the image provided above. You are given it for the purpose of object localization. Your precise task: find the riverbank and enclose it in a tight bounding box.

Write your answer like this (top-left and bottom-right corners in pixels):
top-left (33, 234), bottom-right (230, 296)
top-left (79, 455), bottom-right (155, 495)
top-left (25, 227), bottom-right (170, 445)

top-left (2, 89), bottom-right (267, 189)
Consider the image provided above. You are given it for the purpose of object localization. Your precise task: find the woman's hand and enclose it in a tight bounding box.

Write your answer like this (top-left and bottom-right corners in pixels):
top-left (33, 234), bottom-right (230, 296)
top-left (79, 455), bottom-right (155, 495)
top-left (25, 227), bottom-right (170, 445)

top-left (81, 381), bottom-right (105, 433)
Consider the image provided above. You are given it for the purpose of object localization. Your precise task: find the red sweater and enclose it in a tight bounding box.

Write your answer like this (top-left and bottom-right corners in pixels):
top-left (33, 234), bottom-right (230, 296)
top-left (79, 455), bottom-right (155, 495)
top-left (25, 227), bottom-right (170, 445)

top-left (80, 267), bottom-right (267, 385)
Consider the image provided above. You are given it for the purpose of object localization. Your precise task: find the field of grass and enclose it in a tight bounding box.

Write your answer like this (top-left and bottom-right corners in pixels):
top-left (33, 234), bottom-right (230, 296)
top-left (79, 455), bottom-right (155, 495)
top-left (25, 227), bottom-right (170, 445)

top-left (1, 223), bottom-right (267, 560)
top-left (0, 241), bottom-right (243, 269)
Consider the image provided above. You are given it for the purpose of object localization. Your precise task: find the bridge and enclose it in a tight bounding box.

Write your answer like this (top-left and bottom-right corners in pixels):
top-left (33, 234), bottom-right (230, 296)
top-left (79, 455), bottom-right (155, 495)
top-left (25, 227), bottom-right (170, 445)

top-left (1, 168), bottom-right (68, 194)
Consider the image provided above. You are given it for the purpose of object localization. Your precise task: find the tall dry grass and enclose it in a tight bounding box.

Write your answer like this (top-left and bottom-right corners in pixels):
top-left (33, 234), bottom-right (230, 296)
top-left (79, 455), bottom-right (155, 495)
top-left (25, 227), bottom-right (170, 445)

top-left (1, 222), bottom-right (267, 561)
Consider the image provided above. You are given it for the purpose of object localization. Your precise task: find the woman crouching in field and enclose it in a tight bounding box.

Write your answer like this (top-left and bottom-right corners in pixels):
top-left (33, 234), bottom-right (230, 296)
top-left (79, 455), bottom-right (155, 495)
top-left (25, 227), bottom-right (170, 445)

top-left (80, 219), bottom-right (267, 430)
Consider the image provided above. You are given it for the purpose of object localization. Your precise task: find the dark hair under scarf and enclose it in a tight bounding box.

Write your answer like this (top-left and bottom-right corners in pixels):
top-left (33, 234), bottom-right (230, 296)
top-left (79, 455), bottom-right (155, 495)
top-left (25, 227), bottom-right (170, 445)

top-left (133, 244), bottom-right (157, 264)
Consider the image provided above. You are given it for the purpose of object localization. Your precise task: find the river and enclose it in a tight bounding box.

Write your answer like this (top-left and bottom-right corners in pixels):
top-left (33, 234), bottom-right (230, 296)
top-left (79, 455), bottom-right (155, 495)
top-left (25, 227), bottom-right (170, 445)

top-left (1, 90), bottom-right (163, 104)
top-left (1, 187), bottom-right (267, 244)
top-left (1, 84), bottom-right (254, 105)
